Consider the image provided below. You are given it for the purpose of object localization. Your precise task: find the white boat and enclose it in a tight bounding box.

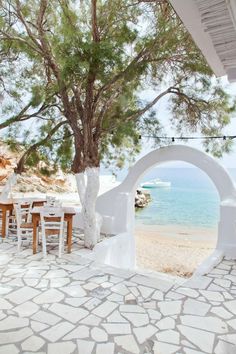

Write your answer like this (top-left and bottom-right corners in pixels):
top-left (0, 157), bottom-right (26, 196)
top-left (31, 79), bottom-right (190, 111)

top-left (140, 178), bottom-right (171, 189)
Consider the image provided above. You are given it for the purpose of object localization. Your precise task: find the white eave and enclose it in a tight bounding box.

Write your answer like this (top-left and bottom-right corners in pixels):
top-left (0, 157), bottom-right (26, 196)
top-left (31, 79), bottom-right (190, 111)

top-left (170, 0), bottom-right (236, 83)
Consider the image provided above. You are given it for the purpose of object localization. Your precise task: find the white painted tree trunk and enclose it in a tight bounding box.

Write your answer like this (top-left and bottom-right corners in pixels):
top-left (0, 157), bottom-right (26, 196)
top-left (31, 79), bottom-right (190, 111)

top-left (75, 171), bottom-right (86, 207)
top-left (75, 167), bottom-right (102, 249)
top-left (0, 173), bottom-right (17, 199)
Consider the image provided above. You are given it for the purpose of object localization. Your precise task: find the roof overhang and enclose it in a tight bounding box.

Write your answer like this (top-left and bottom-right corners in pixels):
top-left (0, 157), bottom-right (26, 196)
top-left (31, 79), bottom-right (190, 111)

top-left (170, 0), bottom-right (236, 83)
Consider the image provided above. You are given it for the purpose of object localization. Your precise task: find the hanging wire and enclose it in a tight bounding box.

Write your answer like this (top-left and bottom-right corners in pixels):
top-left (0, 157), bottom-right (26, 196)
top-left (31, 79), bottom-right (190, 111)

top-left (138, 135), bottom-right (236, 140)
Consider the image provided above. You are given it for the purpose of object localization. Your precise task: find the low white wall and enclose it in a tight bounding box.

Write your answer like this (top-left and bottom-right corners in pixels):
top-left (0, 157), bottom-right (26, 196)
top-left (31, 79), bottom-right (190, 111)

top-left (194, 249), bottom-right (224, 276)
top-left (93, 233), bottom-right (136, 269)
top-left (72, 210), bottom-right (116, 236)
top-left (72, 210), bottom-right (136, 269)
top-left (216, 200), bottom-right (236, 259)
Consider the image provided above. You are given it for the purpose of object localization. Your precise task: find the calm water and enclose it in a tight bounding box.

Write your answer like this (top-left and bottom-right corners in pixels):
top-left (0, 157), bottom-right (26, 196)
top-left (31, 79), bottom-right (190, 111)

top-left (134, 167), bottom-right (236, 229)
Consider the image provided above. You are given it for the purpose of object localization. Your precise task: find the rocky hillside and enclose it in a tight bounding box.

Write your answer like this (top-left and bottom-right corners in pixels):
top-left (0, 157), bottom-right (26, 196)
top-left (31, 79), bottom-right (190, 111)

top-left (0, 141), bottom-right (76, 194)
top-left (0, 142), bottom-right (150, 209)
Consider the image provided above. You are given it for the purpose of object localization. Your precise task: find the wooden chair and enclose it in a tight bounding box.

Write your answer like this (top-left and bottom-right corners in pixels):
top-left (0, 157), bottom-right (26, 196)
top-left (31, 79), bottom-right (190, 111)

top-left (40, 209), bottom-right (65, 258)
top-left (14, 201), bottom-right (34, 252)
top-left (45, 196), bottom-right (56, 207)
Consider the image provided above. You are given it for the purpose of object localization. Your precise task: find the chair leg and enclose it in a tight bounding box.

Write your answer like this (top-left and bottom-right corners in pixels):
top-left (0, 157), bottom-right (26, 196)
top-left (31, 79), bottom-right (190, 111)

top-left (36, 228), bottom-right (40, 245)
top-left (17, 230), bottom-right (22, 253)
top-left (5, 211), bottom-right (9, 238)
top-left (58, 232), bottom-right (64, 258)
top-left (42, 231), bottom-right (47, 258)
top-left (42, 239), bottom-right (47, 258)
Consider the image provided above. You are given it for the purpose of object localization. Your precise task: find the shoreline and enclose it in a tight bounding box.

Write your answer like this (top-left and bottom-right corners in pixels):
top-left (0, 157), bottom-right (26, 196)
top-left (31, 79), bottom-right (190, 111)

top-left (135, 223), bottom-right (217, 278)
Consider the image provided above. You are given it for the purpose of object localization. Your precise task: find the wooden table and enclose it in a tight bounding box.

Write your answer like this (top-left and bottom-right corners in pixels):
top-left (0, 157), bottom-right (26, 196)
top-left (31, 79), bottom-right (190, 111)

top-left (31, 207), bottom-right (76, 254)
top-left (0, 198), bottom-right (46, 238)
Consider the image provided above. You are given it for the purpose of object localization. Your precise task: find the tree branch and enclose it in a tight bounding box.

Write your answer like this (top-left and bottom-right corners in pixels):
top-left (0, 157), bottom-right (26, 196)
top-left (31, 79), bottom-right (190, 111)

top-left (0, 101), bottom-right (59, 130)
top-left (169, 87), bottom-right (209, 106)
top-left (15, 120), bottom-right (67, 174)
top-left (0, 30), bottom-right (42, 55)
top-left (72, 87), bottom-right (84, 120)
top-left (93, 47), bottom-right (149, 107)
top-left (94, 88), bottom-right (122, 139)
top-left (15, 0), bottom-right (43, 51)
top-left (0, 102), bottom-right (31, 130)
top-left (91, 0), bottom-right (100, 42)
top-left (102, 87), bottom-right (173, 135)
top-left (125, 87), bottom-right (173, 122)
top-left (35, 0), bottom-right (73, 129)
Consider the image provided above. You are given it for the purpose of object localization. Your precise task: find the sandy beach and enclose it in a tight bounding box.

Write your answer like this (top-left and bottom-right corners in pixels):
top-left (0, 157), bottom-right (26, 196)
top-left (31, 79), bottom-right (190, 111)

top-left (135, 224), bottom-right (217, 278)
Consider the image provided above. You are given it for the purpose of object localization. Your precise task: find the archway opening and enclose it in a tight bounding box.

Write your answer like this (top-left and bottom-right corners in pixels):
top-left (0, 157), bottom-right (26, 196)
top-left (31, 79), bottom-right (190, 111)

top-left (135, 161), bottom-right (219, 277)
top-left (96, 145), bottom-right (236, 270)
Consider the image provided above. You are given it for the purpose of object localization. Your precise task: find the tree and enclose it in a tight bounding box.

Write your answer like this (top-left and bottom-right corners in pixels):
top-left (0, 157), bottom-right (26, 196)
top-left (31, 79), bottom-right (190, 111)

top-left (0, 0), bottom-right (235, 248)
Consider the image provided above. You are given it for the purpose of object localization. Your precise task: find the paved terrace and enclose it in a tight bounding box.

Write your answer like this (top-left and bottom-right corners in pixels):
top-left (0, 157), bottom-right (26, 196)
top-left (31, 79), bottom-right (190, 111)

top-left (0, 238), bottom-right (235, 354)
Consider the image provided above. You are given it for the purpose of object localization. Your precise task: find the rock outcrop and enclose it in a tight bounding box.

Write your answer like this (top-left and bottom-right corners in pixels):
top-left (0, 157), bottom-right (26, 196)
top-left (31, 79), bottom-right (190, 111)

top-left (0, 141), bottom-right (75, 194)
top-left (0, 141), bottom-right (150, 205)
top-left (135, 189), bottom-right (151, 208)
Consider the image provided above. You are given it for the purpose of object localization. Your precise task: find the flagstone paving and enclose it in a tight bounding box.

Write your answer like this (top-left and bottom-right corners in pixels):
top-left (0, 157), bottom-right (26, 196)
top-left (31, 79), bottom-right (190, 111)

top-left (0, 238), bottom-right (235, 354)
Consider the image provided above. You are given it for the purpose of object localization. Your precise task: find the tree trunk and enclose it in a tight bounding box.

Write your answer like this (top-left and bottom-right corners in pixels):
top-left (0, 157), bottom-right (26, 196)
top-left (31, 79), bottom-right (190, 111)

top-left (75, 167), bottom-right (102, 249)
top-left (0, 173), bottom-right (18, 199)
top-left (75, 171), bottom-right (86, 207)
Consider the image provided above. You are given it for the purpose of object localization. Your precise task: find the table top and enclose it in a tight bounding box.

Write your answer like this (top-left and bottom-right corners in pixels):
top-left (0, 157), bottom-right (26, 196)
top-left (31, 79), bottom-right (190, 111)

top-left (0, 198), bottom-right (46, 206)
top-left (31, 206), bottom-right (76, 215)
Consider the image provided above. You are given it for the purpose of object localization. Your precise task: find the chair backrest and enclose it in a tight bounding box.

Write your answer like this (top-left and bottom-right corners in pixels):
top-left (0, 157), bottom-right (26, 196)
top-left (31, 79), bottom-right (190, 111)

top-left (40, 209), bottom-right (64, 231)
top-left (53, 200), bottom-right (62, 207)
top-left (45, 196), bottom-right (57, 207)
top-left (14, 201), bottom-right (33, 225)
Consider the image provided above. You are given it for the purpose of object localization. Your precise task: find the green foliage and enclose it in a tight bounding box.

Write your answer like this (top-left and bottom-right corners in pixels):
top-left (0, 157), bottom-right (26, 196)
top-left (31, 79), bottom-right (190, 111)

top-left (39, 166), bottom-right (53, 177)
top-left (203, 138), bottom-right (234, 158)
top-left (25, 150), bottom-right (41, 167)
top-left (5, 138), bottom-right (22, 153)
top-left (0, 0), bottom-right (235, 171)
top-left (55, 128), bottom-right (73, 172)
top-left (31, 86), bottom-right (45, 107)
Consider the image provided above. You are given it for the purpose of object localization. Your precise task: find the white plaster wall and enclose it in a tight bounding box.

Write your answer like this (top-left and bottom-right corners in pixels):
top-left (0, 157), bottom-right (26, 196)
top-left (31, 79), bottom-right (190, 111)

top-left (96, 145), bottom-right (236, 267)
top-left (73, 211), bottom-right (136, 269)
top-left (93, 233), bottom-right (135, 269)
top-left (217, 201), bottom-right (236, 258)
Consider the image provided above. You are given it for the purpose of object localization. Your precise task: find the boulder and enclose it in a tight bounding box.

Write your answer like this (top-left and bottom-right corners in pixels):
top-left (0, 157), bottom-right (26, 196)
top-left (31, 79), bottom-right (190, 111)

top-left (135, 189), bottom-right (151, 208)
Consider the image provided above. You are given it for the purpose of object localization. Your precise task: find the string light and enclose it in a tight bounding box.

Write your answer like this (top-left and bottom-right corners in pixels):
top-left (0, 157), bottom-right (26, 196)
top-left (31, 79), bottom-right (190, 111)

top-left (111, 131), bottom-right (236, 140)
top-left (139, 135), bottom-right (236, 141)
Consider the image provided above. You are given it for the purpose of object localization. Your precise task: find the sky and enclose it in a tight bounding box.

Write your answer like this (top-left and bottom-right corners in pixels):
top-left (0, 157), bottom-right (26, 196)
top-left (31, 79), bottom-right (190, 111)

top-left (137, 78), bottom-right (236, 169)
top-left (216, 81), bottom-right (236, 168)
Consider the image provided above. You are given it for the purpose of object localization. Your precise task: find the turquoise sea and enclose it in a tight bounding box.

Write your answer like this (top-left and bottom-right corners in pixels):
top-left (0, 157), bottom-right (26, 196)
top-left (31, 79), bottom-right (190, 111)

top-left (134, 166), bottom-right (236, 229)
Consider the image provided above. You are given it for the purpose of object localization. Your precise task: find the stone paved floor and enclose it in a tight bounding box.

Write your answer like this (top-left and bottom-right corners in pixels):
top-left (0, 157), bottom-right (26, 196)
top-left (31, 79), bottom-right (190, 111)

top-left (0, 238), bottom-right (235, 354)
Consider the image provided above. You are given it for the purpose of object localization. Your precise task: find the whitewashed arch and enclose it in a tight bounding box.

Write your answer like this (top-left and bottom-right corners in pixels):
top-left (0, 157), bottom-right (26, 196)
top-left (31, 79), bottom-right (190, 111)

top-left (96, 145), bottom-right (236, 270)
top-left (118, 145), bottom-right (236, 201)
